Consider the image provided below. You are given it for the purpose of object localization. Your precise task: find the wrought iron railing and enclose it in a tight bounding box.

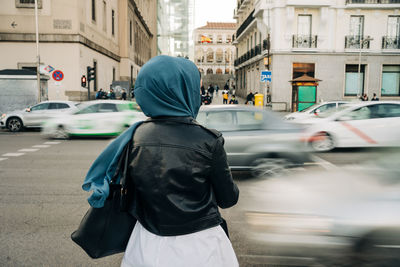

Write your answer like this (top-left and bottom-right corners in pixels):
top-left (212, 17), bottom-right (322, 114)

top-left (292, 35), bottom-right (318, 48)
top-left (345, 35), bottom-right (371, 49)
top-left (236, 10), bottom-right (255, 38)
top-left (382, 36), bottom-right (400, 49)
top-left (346, 0), bottom-right (400, 3)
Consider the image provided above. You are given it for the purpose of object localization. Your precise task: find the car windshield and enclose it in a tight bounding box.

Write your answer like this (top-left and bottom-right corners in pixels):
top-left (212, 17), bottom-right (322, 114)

top-left (317, 105), bottom-right (352, 118)
top-left (299, 103), bottom-right (319, 113)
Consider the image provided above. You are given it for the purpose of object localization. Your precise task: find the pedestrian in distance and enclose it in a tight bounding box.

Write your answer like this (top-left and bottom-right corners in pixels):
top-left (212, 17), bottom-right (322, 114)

top-left (222, 89), bottom-right (229, 104)
top-left (360, 93), bottom-right (368, 101)
top-left (371, 93), bottom-right (379, 101)
top-left (121, 89), bottom-right (127, 100)
top-left (82, 55), bottom-right (239, 267)
top-left (202, 92), bottom-right (212, 105)
top-left (208, 84), bottom-right (214, 99)
top-left (201, 85), bottom-right (206, 95)
top-left (229, 95), bottom-right (238, 104)
top-left (245, 91), bottom-right (254, 105)
top-left (215, 84), bottom-right (219, 96)
top-left (95, 88), bottom-right (104, 100)
top-left (108, 89), bottom-right (116, 99)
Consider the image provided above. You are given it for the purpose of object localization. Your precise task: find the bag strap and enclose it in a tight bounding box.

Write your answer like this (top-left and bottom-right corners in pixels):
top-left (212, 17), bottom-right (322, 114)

top-left (110, 141), bottom-right (131, 186)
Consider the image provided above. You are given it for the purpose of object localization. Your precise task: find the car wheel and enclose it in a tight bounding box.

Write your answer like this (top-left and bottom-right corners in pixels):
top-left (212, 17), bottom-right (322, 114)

top-left (6, 117), bottom-right (23, 132)
top-left (310, 132), bottom-right (334, 152)
top-left (53, 125), bottom-right (69, 140)
top-left (251, 158), bottom-right (289, 177)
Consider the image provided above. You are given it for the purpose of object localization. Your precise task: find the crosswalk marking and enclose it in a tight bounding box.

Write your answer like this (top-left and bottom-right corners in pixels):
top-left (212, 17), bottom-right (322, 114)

top-left (18, 148), bottom-right (39, 152)
top-left (2, 153), bottom-right (25, 157)
top-left (32, 145), bottom-right (50, 148)
top-left (44, 142), bottom-right (60, 145)
top-left (0, 158), bottom-right (7, 161)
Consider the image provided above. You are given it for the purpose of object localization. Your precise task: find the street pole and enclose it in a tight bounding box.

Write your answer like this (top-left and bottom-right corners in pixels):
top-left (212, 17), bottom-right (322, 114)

top-left (358, 37), bottom-right (362, 97)
top-left (34, 0), bottom-right (41, 103)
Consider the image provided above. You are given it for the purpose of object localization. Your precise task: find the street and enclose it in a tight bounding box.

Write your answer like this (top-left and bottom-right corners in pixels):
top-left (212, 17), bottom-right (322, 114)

top-left (0, 130), bottom-right (396, 266)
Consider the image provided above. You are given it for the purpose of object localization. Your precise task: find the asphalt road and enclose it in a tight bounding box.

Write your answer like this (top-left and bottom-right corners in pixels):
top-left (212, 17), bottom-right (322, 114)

top-left (0, 130), bottom-right (397, 266)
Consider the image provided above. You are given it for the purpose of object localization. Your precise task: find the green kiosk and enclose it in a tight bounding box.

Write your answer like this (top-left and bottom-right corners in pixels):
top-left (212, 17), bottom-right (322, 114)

top-left (289, 74), bottom-right (322, 112)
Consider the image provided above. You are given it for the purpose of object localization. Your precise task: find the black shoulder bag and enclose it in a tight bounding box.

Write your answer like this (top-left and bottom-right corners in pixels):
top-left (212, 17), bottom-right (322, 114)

top-left (71, 142), bottom-right (137, 259)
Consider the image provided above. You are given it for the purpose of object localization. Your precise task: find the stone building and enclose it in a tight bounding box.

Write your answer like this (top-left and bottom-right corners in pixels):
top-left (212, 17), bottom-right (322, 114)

top-left (0, 0), bottom-right (157, 101)
top-left (194, 22), bottom-right (236, 89)
top-left (233, 0), bottom-right (400, 111)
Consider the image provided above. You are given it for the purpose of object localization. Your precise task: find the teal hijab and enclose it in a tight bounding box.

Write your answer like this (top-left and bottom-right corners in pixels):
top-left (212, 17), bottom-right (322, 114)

top-left (82, 56), bottom-right (201, 208)
top-left (134, 55), bottom-right (201, 118)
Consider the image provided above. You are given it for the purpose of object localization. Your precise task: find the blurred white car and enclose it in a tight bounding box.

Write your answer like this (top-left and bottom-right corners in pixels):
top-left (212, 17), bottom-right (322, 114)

top-left (284, 101), bottom-right (349, 122)
top-left (302, 101), bottom-right (400, 151)
top-left (0, 101), bottom-right (79, 132)
top-left (41, 100), bottom-right (146, 139)
top-left (243, 155), bottom-right (400, 266)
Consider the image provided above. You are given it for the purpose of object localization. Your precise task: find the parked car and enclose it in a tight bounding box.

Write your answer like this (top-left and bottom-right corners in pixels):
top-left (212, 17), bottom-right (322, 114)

top-left (0, 101), bottom-right (79, 132)
top-left (41, 100), bottom-right (146, 139)
top-left (284, 101), bottom-right (349, 122)
top-left (196, 105), bottom-right (310, 176)
top-left (243, 154), bottom-right (400, 266)
top-left (302, 101), bottom-right (400, 151)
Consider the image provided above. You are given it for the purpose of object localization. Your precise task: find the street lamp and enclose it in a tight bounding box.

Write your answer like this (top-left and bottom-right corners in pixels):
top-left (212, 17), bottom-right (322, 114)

top-left (357, 36), bottom-right (373, 97)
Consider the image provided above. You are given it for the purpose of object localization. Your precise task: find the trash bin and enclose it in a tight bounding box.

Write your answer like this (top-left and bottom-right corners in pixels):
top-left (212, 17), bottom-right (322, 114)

top-left (254, 93), bottom-right (264, 107)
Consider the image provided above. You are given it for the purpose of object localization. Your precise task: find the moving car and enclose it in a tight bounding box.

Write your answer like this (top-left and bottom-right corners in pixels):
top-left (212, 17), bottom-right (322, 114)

top-left (0, 101), bottom-right (79, 132)
top-left (284, 101), bottom-right (349, 122)
top-left (243, 154), bottom-right (400, 266)
top-left (196, 105), bottom-right (310, 176)
top-left (41, 100), bottom-right (146, 139)
top-left (302, 101), bottom-right (400, 151)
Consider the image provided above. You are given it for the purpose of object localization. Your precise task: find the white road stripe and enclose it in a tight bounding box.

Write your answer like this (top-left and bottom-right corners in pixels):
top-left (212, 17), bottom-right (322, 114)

top-left (32, 145), bottom-right (50, 148)
top-left (18, 148), bottom-right (39, 152)
top-left (0, 158), bottom-right (7, 161)
top-left (44, 141), bottom-right (60, 145)
top-left (310, 155), bottom-right (338, 170)
top-left (2, 153), bottom-right (25, 157)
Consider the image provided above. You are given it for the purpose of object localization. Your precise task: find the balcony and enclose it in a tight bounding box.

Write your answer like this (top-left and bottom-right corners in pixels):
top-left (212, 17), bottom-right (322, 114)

top-left (382, 36), bottom-right (400, 49)
top-left (345, 35), bottom-right (371, 49)
top-left (292, 35), bottom-right (318, 48)
top-left (236, 9), bottom-right (255, 38)
top-left (346, 0), bottom-right (400, 3)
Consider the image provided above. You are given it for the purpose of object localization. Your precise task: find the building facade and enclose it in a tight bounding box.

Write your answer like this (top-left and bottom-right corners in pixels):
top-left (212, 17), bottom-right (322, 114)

top-left (234, 0), bottom-right (400, 111)
top-left (157, 0), bottom-right (195, 59)
top-left (0, 0), bottom-right (157, 101)
top-left (194, 22), bottom-right (236, 77)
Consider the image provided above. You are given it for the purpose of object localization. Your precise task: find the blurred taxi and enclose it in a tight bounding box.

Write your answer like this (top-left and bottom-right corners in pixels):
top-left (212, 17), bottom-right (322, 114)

top-left (301, 101), bottom-right (400, 151)
top-left (41, 100), bottom-right (146, 139)
top-left (284, 101), bottom-right (348, 122)
top-left (243, 154), bottom-right (400, 266)
top-left (196, 105), bottom-right (310, 176)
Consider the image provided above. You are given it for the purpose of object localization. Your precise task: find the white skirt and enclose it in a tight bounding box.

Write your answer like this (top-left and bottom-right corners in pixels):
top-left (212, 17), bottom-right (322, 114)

top-left (121, 221), bottom-right (239, 267)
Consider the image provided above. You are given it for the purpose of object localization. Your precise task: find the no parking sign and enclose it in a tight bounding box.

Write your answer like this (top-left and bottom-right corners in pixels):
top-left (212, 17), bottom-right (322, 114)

top-left (52, 70), bottom-right (64, 81)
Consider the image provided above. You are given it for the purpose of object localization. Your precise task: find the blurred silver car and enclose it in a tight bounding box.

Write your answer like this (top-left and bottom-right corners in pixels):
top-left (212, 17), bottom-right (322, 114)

top-left (242, 154), bottom-right (400, 266)
top-left (0, 101), bottom-right (79, 132)
top-left (196, 105), bottom-right (310, 176)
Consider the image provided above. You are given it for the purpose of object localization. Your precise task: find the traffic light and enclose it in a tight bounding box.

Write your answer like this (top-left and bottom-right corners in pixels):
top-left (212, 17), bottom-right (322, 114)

top-left (81, 75), bottom-right (87, 87)
top-left (87, 66), bottom-right (96, 82)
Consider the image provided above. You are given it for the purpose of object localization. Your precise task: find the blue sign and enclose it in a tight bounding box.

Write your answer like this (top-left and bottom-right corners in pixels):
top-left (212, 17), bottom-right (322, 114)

top-left (261, 71), bottom-right (272, 82)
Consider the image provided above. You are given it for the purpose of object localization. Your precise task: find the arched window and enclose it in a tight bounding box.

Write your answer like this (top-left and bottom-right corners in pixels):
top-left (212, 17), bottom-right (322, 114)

top-left (206, 48), bottom-right (214, 63)
top-left (196, 48), bottom-right (204, 63)
top-left (216, 48), bottom-right (223, 63)
top-left (207, 68), bottom-right (213, 74)
top-left (217, 35), bottom-right (223, 43)
top-left (225, 49), bottom-right (231, 63)
top-left (216, 68), bottom-right (223, 74)
top-left (225, 68), bottom-right (230, 74)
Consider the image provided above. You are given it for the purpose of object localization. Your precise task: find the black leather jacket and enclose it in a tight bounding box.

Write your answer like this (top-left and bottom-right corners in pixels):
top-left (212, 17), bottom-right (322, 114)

top-left (127, 116), bottom-right (239, 236)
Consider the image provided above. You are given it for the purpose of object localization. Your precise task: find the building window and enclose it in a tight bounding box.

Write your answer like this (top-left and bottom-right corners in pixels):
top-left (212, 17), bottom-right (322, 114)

top-left (112, 67), bottom-right (116, 81)
top-left (216, 49), bottom-right (223, 63)
top-left (206, 49), bottom-right (214, 63)
top-left (207, 68), bottom-right (213, 74)
top-left (92, 0), bottom-right (96, 21)
top-left (383, 16), bottom-right (400, 49)
top-left (102, 1), bottom-right (106, 32)
top-left (112, 9), bottom-right (115, 36)
top-left (298, 15), bottom-right (312, 36)
top-left (16, 0), bottom-right (42, 8)
top-left (345, 64), bottom-right (365, 96)
top-left (381, 65), bottom-right (400, 96)
top-left (217, 35), bottom-right (222, 43)
top-left (216, 68), bottom-right (223, 74)
top-left (130, 20), bottom-right (132, 45)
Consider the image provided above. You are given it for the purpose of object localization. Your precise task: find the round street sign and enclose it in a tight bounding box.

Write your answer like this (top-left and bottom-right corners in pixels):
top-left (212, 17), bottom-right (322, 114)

top-left (52, 70), bottom-right (64, 81)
